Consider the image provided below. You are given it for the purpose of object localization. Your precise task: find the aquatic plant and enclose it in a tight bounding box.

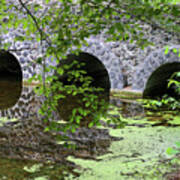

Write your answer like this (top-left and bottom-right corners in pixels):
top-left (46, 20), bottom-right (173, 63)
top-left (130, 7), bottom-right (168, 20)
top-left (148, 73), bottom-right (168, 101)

top-left (140, 69), bottom-right (180, 111)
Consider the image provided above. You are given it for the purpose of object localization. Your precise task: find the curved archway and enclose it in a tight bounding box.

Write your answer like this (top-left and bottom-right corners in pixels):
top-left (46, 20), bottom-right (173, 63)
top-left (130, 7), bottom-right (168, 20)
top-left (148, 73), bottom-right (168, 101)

top-left (0, 50), bottom-right (22, 81)
top-left (143, 62), bottom-right (180, 99)
top-left (81, 38), bottom-right (124, 89)
top-left (55, 52), bottom-right (110, 126)
top-left (43, 38), bottom-right (124, 90)
top-left (0, 51), bottom-right (22, 109)
top-left (133, 45), bottom-right (180, 91)
top-left (57, 52), bottom-right (111, 91)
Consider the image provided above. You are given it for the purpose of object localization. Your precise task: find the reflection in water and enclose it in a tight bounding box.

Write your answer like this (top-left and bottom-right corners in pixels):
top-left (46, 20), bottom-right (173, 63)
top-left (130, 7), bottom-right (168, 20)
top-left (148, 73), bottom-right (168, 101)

top-left (1, 84), bottom-right (178, 179)
top-left (55, 52), bottom-right (111, 127)
top-left (0, 82), bottom-right (146, 122)
top-left (0, 84), bottom-right (42, 120)
top-left (0, 157), bottom-right (79, 180)
top-left (57, 91), bottom-right (110, 127)
top-left (0, 50), bottom-right (23, 110)
top-left (110, 98), bottom-right (145, 118)
top-left (0, 80), bottom-right (22, 110)
top-left (0, 83), bottom-right (120, 163)
top-left (58, 127), bottom-right (122, 158)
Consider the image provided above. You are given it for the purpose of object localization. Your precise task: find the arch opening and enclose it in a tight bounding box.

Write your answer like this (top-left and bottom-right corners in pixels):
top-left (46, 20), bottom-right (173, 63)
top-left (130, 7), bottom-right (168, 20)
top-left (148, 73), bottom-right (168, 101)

top-left (0, 51), bottom-right (22, 109)
top-left (57, 52), bottom-right (111, 91)
top-left (0, 51), bottom-right (22, 81)
top-left (55, 52), bottom-right (110, 126)
top-left (143, 62), bottom-right (180, 99)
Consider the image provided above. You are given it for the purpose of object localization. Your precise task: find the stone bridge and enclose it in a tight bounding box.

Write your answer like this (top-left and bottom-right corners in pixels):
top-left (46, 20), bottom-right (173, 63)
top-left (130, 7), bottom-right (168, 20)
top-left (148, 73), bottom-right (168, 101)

top-left (0, 32), bottom-right (179, 90)
top-left (0, 0), bottom-right (180, 118)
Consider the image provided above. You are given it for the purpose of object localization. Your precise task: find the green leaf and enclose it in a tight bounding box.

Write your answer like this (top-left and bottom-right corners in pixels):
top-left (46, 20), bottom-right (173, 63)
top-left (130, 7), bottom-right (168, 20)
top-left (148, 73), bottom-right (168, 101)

top-left (23, 164), bottom-right (42, 173)
top-left (15, 36), bottom-right (25, 41)
top-left (164, 46), bottom-right (169, 55)
top-left (44, 127), bottom-right (50, 132)
top-left (176, 72), bottom-right (180, 77)
top-left (173, 48), bottom-right (178, 53)
top-left (175, 142), bottom-right (180, 148)
top-left (88, 121), bottom-right (94, 128)
top-left (125, 14), bottom-right (131, 19)
top-left (72, 109), bottom-right (77, 116)
top-left (76, 116), bottom-right (82, 124)
top-left (72, 91), bottom-right (77, 96)
top-left (166, 147), bottom-right (179, 155)
top-left (57, 68), bottom-right (64, 75)
top-left (116, 22), bottom-right (124, 32)
top-left (85, 102), bottom-right (90, 107)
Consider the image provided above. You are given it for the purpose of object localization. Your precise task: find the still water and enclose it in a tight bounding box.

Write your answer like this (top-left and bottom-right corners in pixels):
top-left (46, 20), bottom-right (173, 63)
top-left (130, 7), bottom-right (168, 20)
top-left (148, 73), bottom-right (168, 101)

top-left (0, 80), bottom-right (180, 180)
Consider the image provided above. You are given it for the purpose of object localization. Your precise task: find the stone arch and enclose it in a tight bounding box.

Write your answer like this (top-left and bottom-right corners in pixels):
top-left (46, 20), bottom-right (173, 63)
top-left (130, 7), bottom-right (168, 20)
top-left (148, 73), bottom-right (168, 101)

top-left (57, 52), bottom-right (111, 91)
top-left (132, 45), bottom-right (180, 91)
top-left (0, 50), bottom-right (23, 109)
top-left (0, 50), bottom-right (22, 81)
top-left (55, 51), bottom-right (112, 125)
top-left (143, 62), bottom-right (180, 98)
top-left (80, 38), bottom-right (124, 90)
top-left (41, 38), bottom-right (124, 90)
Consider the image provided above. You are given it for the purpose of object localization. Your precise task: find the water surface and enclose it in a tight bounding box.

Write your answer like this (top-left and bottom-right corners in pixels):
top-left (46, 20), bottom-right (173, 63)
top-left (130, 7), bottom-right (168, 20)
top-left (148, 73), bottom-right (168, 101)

top-left (0, 82), bottom-right (180, 180)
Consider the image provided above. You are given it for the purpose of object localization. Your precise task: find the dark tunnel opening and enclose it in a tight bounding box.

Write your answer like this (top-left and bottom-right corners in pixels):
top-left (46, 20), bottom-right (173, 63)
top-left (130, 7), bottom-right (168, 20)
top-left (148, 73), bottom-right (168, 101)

top-left (54, 52), bottom-right (111, 126)
top-left (0, 51), bottom-right (22, 109)
top-left (143, 62), bottom-right (180, 99)
top-left (0, 50), bottom-right (22, 81)
top-left (57, 52), bottom-right (111, 91)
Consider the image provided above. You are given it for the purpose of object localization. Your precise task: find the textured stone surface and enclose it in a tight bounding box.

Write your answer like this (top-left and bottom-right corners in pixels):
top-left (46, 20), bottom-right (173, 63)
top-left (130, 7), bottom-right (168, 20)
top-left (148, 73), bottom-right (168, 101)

top-left (133, 45), bottom-right (180, 91)
top-left (0, 2), bottom-right (179, 90)
top-left (0, 86), bottom-right (43, 119)
top-left (56, 52), bottom-right (111, 90)
top-left (81, 38), bottom-right (124, 89)
top-left (96, 25), bottom-right (180, 86)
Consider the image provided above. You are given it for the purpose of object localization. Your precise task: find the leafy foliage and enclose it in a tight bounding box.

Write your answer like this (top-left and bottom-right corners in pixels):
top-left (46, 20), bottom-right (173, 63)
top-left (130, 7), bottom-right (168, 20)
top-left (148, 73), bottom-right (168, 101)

top-left (140, 95), bottom-right (180, 110)
top-left (140, 67), bottom-right (180, 111)
top-left (0, 0), bottom-right (179, 134)
top-left (166, 142), bottom-right (180, 156)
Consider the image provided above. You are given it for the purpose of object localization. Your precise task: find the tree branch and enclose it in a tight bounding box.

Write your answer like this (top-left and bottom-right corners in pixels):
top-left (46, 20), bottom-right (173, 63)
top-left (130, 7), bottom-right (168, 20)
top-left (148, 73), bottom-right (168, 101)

top-left (17, 0), bottom-right (52, 46)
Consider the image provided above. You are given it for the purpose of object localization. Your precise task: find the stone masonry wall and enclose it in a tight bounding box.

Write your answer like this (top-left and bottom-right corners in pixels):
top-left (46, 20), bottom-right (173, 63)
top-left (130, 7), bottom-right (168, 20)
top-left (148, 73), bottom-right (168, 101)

top-left (0, 1), bottom-right (179, 90)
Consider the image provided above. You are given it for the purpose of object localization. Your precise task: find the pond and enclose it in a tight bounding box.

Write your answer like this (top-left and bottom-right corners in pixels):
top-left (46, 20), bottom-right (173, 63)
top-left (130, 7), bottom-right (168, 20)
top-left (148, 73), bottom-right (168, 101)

top-left (0, 81), bottom-right (180, 180)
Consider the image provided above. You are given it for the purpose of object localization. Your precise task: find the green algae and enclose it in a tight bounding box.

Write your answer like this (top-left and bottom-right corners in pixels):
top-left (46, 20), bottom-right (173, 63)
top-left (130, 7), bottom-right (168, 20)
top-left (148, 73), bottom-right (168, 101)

top-left (111, 90), bottom-right (142, 100)
top-left (67, 112), bottom-right (180, 180)
top-left (24, 164), bottom-right (43, 173)
top-left (1, 87), bottom-right (180, 180)
top-left (167, 115), bottom-right (180, 125)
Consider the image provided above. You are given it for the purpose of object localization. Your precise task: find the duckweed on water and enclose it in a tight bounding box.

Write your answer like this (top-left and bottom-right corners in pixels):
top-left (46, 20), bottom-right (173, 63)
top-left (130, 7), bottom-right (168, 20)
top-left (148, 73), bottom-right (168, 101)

top-left (1, 90), bottom-right (180, 179)
top-left (67, 112), bottom-right (180, 180)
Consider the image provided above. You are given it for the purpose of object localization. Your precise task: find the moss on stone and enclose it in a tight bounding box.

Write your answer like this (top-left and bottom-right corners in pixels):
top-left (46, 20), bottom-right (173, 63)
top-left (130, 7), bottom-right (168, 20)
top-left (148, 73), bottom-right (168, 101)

top-left (111, 89), bottom-right (142, 100)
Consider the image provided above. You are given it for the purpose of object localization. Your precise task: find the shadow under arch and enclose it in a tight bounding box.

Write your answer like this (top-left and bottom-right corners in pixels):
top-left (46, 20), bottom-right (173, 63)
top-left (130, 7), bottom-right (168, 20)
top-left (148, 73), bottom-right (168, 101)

top-left (55, 52), bottom-right (111, 126)
top-left (0, 50), bottom-right (22, 110)
top-left (57, 52), bottom-right (111, 91)
top-left (143, 62), bottom-right (180, 99)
